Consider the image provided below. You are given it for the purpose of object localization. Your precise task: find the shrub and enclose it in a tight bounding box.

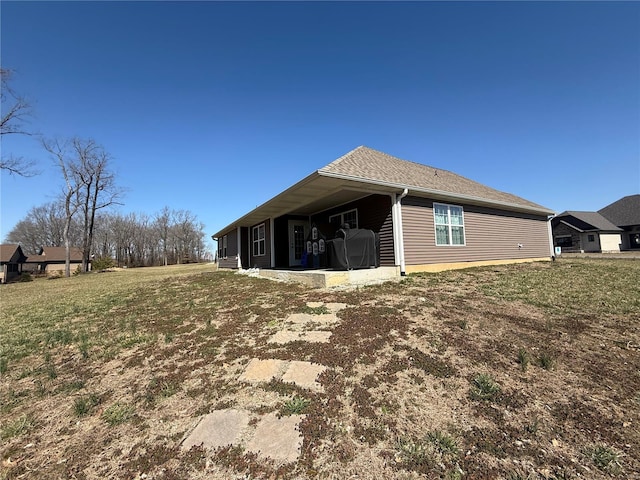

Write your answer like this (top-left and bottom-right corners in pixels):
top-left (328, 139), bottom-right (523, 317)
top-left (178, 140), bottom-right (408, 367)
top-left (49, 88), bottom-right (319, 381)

top-left (17, 272), bottom-right (33, 282)
top-left (92, 256), bottom-right (116, 271)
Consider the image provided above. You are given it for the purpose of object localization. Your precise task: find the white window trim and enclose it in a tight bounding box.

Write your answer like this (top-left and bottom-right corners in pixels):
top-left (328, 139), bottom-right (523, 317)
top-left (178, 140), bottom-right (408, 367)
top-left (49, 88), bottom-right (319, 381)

top-left (252, 223), bottom-right (266, 257)
top-left (433, 202), bottom-right (466, 246)
top-left (329, 208), bottom-right (359, 229)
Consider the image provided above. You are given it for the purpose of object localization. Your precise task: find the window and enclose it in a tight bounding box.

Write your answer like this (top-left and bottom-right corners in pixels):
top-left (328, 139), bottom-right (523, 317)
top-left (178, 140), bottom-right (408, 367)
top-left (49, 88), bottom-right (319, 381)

top-left (587, 234), bottom-right (595, 242)
top-left (556, 236), bottom-right (572, 248)
top-left (434, 203), bottom-right (465, 246)
top-left (219, 235), bottom-right (227, 258)
top-left (329, 208), bottom-right (358, 229)
top-left (252, 223), bottom-right (265, 256)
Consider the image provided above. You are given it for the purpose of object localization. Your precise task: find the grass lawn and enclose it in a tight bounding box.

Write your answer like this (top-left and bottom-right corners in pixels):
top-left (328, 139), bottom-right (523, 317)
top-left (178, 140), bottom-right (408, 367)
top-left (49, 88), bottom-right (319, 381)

top-left (1, 258), bottom-right (638, 479)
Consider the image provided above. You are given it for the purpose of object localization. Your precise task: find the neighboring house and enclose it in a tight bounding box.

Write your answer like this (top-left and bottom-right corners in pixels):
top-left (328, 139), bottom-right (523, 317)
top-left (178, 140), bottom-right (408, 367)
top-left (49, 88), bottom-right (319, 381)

top-left (0, 244), bottom-right (27, 283)
top-left (212, 146), bottom-right (555, 274)
top-left (551, 195), bottom-right (640, 253)
top-left (24, 246), bottom-right (87, 274)
top-left (551, 212), bottom-right (623, 253)
top-left (598, 195), bottom-right (640, 250)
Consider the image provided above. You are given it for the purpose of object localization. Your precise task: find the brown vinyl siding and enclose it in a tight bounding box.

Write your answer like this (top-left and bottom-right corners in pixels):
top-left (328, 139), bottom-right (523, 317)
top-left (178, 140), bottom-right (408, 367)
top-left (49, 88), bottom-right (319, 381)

top-left (249, 220), bottom-right (271, 269)
top-left (218, 229), bottom-right (238, 269)
top-left (311, 194), bottom-right (395, 266)
top-left (402, 197), bottom-right (550, 265)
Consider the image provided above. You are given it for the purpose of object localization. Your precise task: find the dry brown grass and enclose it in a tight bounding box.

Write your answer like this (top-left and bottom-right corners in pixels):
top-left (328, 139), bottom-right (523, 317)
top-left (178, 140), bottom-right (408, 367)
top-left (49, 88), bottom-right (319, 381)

top-left (1, 258), bottom-right (638, 479)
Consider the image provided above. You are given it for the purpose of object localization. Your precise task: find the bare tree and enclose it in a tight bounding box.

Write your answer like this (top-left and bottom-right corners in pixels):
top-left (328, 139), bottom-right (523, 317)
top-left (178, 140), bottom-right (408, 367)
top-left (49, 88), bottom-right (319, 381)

top-left (71, 138), bottom-right (122, 272)
top-left (42, 138), bottom-right (82, 277)
top-left (42, 137), bottom-right (122, 275)
top-left (0, 68), bottom-right (38, 177)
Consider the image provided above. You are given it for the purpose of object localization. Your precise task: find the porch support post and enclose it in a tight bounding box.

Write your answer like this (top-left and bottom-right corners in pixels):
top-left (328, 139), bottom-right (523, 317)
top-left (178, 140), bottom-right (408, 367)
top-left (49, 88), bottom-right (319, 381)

top-left (270, 218), bottom-right (275, 268)
top-left (237, 226), bottom-right (242, 269)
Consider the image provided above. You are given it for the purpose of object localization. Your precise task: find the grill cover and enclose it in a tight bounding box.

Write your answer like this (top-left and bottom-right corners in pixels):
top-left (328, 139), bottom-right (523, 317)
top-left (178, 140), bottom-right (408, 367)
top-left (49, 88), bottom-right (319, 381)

top-left (328, 228), bottom-right (379, 270)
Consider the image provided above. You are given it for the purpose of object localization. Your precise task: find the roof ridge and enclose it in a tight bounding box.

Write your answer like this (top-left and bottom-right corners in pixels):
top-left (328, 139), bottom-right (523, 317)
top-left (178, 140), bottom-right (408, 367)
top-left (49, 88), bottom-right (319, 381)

top-left (319, 145), bottom-right (368, 172)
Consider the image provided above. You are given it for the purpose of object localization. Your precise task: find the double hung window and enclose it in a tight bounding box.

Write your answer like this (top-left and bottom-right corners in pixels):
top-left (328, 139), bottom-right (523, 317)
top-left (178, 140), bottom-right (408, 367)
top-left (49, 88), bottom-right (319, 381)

top-left (252, 223), bottom-right (265, 256)
top-left (434, 203), bottom-right (465, 246)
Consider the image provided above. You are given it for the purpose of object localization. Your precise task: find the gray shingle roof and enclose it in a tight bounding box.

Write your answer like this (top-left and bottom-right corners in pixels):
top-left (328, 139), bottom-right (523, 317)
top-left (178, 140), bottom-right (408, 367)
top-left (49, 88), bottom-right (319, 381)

top-left (320, 146), bottom-right (550, 212)
top-left (598, 194), bottom-right (640, 227)
top-left (555, 211), bottom-right (622, 232)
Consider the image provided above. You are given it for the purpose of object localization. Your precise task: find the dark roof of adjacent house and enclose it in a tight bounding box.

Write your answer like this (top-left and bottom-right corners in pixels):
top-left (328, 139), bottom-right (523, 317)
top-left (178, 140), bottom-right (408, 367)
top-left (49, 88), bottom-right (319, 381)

top-left (320, 146), bottom-right (549, 211)
top-left (598, 194), bottom-right (640, 227)
top-left (213, 146), bottom-right (553, 238)
top-left (26, 246), bottom-right (84, 263)
top-left (553, 211), bottom-right (622, 232)
top-left (0, 244), bottom-right (26, 263)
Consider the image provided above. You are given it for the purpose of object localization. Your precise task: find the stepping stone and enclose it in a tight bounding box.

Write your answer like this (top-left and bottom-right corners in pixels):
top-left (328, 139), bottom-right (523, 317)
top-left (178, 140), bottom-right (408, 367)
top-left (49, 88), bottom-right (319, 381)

top-left (306, 301), bottom-right (324, 309)
top-left (287, 312), bottom-right (339, 326)
top-left (282, 361), bottom-right (326, 392)
top-left (181, 409), bottom-right (249, 451)
top-left (324, 302), bottom-right (348, 313)
top-left (245, 412), bottom-right (304, 463)
top-left (239, 358), bottom-right (288, 383)
top-left (268, 330), bottom-right (332, 344)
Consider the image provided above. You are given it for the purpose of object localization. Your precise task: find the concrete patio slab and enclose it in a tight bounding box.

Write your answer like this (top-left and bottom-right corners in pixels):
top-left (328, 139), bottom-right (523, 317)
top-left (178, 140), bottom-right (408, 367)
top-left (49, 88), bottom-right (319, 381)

top-left (181, 409), bottom-right (249, 451)
top-left (245, 412), bottom-right (304, 463)
top-left (282, 361), bottom-right (326, 392)
top-left (238, 358), bottom-right (288, 383)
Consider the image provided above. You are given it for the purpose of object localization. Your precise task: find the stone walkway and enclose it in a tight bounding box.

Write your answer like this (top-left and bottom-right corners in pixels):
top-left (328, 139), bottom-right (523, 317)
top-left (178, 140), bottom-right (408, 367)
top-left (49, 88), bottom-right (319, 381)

top-left (180, 302), bottom-right (347, 464)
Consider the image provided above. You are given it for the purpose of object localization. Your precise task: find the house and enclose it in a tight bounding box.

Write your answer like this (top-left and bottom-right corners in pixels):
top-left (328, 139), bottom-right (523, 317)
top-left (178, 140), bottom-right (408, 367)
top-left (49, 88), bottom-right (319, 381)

top-left (598, 195), bottom-right (640, 250)
top-left (24, 246), bottom-right (87, 275)
top-left (551, 195), bottom-right (640, 253)
top-left (212, 146), bottom-right (554, 275)
top-left (0, 244), bottom-right (27, 283)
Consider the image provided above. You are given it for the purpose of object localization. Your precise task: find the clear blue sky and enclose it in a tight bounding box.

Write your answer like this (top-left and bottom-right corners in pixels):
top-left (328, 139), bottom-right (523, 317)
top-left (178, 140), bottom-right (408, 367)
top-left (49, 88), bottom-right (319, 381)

top-left (2, 1), bottom-right (639, 251)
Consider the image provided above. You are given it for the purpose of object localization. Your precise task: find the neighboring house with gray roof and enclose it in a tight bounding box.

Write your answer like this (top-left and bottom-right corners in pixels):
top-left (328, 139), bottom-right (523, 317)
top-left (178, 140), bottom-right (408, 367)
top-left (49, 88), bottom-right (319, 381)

top-left (212, 146), bottom-right (555, 274)
top-left (0, 244), bottom-right (27, 283)
top-left (551, 195), bottom-right (640, 253)
top-left (598, 195), bottom-right (640, 250)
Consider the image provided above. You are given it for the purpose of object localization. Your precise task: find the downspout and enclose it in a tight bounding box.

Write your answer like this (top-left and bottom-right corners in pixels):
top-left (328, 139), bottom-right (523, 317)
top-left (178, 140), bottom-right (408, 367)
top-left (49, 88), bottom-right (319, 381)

top-left (547, 215), bottom-right (556, 259)
top-left (397, 189), bottom-right (409, 276)
top-left (237, 226), bottom-right (242, 269)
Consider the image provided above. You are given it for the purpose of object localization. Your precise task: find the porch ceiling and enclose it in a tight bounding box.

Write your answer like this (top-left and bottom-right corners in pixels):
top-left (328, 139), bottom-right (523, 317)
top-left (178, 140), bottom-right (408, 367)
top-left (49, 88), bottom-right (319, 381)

top-left (212, 173), bottom-right (401, 238)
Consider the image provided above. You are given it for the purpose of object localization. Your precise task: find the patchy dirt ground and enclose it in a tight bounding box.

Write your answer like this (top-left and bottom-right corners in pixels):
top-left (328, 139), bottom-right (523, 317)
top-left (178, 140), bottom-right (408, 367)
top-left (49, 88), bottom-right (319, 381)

top-left (1, 258), bottom-right (639, 479)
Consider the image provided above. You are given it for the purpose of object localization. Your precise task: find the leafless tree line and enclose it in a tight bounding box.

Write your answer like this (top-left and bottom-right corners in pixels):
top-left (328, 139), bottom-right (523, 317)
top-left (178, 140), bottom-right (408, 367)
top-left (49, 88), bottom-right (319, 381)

top-left (6, 204), bottom-right (209, 268)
